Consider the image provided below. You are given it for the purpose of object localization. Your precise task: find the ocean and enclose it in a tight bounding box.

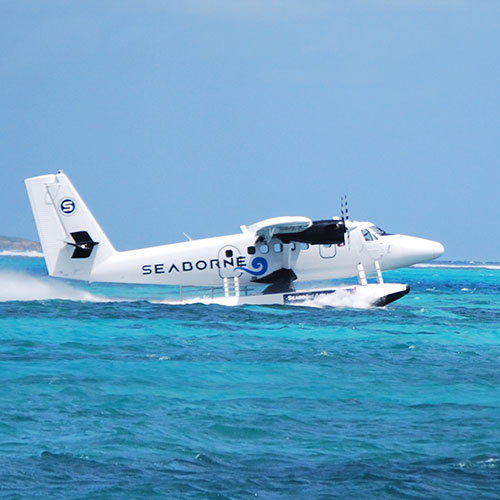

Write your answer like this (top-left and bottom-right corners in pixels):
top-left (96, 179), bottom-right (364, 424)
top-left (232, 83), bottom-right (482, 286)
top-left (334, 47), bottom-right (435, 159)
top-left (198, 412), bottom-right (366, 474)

top-left (0, 254), bottom-right (499, 499)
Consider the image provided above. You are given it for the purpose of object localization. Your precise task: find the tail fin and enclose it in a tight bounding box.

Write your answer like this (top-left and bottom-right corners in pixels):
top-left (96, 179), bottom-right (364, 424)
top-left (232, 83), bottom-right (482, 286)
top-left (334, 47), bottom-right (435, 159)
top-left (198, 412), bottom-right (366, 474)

top-left (25, 171), bottom-right (116, 280)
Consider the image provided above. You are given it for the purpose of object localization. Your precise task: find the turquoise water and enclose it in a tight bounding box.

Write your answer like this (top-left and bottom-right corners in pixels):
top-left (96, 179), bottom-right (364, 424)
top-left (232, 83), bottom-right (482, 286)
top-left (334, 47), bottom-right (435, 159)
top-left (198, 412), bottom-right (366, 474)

top-left (1, 255), bottom-right (499, 498)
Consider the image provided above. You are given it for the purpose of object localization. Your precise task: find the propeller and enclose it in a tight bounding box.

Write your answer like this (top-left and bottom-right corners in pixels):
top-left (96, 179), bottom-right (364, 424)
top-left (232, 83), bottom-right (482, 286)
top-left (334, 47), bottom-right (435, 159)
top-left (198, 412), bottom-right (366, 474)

top-left (340, 195), bottom-right (351, 247)
top-left (341, 195), bottom-right (349, 222)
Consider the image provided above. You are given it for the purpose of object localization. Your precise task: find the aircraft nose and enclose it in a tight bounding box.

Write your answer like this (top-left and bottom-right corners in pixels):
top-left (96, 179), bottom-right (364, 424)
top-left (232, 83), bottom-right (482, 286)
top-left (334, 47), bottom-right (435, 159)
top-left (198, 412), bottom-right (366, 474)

top-left (409, 237), bottom-right (445, 263)
top-left (432, 241), bottom-right (445, 259)
top-left (387, 235), bottom-right (445, 267)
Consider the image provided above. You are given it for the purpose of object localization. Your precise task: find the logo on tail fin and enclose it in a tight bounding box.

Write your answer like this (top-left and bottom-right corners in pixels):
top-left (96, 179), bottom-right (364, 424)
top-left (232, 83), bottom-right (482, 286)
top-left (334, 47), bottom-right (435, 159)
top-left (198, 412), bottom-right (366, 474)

top-left (60, 198), bottom-right (76, 215)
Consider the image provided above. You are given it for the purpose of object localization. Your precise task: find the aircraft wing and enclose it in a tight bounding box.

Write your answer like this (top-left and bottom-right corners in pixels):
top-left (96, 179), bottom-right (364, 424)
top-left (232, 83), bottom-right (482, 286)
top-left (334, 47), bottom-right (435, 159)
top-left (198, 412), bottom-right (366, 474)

top-left (242, 215), bottom-right (346, 246)
top-left (241, 216), bottom-right (312, 242)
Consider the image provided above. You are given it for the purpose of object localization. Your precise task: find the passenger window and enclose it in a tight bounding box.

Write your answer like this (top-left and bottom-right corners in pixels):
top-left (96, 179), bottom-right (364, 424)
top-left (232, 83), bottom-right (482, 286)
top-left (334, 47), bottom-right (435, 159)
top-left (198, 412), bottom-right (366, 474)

top-left (247, 246), bottom-right (256, 255)
top-left (225, 249), bottom-right (233, 258)
top-left (362, 229), bottom-right (374, 241)
top-left (274, 243), bottom-right (283, 253)
top-left (259, 244), bottom-right (269, 254)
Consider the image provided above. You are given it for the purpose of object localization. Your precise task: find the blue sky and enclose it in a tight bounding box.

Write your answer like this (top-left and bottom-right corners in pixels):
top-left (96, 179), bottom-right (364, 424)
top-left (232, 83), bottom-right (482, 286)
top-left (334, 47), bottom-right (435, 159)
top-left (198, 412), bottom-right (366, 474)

top-left (1, 0), bottom-right (499, 261)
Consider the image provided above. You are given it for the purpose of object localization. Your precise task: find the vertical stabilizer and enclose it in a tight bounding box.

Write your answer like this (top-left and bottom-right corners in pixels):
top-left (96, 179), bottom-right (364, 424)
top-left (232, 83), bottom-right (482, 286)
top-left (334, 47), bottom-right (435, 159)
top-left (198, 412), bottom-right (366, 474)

top-left (25, 171), bottom-right (116, 280)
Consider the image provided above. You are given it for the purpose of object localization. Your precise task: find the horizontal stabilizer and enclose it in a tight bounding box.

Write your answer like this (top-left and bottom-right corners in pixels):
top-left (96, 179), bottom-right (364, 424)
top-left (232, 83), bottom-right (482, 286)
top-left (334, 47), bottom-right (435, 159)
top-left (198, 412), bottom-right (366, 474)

top-left (67, 231), bottom-right (99, 259)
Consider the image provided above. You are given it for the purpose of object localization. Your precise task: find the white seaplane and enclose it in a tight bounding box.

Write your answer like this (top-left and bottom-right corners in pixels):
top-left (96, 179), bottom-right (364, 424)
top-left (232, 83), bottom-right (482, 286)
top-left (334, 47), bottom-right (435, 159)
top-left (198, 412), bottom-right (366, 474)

top-left (25, 171), bottom-right (444, 307)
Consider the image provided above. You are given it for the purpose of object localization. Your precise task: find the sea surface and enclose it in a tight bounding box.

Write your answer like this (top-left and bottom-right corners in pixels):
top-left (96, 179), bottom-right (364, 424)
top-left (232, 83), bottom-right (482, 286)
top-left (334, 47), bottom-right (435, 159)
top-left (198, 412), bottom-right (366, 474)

top-left (0, 254), bottom-right (499, 499)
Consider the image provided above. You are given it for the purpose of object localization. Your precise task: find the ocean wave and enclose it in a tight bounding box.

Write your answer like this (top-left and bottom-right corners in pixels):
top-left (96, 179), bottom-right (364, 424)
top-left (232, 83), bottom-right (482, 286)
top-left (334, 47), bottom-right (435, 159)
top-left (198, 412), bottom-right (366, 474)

top-left (413, 262), bottom-right (500, 270)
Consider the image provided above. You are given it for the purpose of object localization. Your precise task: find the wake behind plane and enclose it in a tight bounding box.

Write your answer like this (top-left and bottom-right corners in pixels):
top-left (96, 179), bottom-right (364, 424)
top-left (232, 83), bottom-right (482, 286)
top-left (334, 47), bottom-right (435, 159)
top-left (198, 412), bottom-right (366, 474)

top-left (25, 172), bottom-right (444, 307)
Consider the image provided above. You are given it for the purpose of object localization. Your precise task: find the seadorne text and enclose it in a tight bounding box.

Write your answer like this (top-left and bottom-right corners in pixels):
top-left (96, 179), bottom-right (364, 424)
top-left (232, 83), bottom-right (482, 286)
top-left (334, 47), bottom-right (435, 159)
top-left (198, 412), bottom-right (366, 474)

top-left (142, 256), bottom-right (247, 275)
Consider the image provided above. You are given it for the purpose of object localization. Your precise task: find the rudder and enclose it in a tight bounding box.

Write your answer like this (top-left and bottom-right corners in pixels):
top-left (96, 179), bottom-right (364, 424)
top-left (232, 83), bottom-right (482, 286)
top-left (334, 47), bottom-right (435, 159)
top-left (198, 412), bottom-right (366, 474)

top-left (25, 171), bottom-right (116, 280)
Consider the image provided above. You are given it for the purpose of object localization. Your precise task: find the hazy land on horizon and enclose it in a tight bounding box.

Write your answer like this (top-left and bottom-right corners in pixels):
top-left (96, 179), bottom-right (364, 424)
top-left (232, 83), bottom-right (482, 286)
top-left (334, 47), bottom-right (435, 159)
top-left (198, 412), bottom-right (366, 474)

top-left (0, 235), bottom-right (41, 252)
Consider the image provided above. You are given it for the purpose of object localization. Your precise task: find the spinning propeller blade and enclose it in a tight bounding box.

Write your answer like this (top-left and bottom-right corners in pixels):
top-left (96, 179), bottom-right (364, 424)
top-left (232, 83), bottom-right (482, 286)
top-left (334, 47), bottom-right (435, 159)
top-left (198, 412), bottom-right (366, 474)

top-left (341, 195), bottom-right (349, 222)
top-left (340, 195), bottom-right (351, 246)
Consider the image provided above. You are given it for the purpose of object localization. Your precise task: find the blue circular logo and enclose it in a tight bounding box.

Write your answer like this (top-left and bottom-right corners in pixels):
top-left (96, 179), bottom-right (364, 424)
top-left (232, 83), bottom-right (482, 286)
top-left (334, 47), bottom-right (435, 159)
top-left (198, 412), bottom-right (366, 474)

top-left (235, 257), bottom-right (268, 276)
top-left (60, 198), bottom-right (76, 215)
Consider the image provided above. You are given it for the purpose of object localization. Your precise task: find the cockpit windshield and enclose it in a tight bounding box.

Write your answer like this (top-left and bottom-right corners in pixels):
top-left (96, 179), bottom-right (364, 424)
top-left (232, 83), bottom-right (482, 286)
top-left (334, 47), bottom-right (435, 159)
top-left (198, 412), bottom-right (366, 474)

top-left (362, 225), bottom-right (390, 241)
top-left (370, 226), bottom-right (388, 236)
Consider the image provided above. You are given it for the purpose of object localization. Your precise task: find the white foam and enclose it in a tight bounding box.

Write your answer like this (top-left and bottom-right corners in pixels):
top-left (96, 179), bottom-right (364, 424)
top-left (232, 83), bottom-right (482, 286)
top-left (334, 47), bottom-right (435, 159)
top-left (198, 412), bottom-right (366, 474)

top-left (151, 290), bottom-right (377, 309)
top-left (0, 250), bottom-right (44, 258)
top-left (290, 288), bottom-right (377, 309)
top-left (151, 285), bottom-right (384, 309)
top-left (0, 272), bottom-right (105, 302)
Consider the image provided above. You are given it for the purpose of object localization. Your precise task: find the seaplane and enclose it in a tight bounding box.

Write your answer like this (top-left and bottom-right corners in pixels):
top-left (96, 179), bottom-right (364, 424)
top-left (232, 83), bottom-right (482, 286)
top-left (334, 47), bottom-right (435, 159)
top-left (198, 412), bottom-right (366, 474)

top-left (25, 171), bottom-right (444, 307)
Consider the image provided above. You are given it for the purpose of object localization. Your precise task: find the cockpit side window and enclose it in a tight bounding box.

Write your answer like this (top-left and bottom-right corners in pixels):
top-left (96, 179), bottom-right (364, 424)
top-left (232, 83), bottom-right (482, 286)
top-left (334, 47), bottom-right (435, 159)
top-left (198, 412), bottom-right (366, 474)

top-left (362, 229), bottom-right (374, 241)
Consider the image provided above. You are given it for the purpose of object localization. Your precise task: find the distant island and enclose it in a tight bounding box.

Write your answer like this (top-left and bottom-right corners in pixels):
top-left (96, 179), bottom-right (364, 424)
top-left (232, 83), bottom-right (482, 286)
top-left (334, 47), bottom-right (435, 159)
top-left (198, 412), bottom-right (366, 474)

top-left (0, 235), bottom-right (42, 252)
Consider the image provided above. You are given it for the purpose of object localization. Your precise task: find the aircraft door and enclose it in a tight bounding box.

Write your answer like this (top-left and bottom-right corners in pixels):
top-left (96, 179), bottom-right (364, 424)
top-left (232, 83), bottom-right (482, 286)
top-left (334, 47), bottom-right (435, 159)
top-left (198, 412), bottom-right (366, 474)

top-left (217, 245), bottom-right (243, 279)
top-left (319, 244), bottom-right (337, 259)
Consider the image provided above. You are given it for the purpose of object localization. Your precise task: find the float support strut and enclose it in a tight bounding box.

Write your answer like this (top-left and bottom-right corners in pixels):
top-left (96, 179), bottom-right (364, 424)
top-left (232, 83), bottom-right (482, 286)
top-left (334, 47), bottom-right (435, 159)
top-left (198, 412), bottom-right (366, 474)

top-left (357, 263), bottom-right (368, 286)
top-left (375, 260), bottom-right (384, 284)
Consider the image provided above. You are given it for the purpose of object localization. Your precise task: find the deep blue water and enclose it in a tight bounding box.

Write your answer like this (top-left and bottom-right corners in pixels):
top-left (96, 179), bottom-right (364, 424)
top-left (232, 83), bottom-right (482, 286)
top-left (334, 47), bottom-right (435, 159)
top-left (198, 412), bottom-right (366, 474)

top-left (1, 255), bottom-right (499, 499)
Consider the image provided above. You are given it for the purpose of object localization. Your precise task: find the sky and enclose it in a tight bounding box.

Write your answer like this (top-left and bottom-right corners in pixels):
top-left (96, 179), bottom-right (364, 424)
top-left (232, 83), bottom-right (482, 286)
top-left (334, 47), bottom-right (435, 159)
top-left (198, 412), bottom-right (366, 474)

top-left (1, 0), bottom-right (499, 261)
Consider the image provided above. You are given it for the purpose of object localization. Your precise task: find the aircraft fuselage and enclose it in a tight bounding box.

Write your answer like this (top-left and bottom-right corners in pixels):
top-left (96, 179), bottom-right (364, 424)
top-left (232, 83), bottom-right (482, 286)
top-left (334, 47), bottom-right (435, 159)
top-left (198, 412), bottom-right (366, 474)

top-left (85, 222), bottom-right (444, 287)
